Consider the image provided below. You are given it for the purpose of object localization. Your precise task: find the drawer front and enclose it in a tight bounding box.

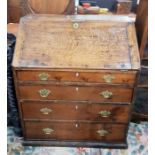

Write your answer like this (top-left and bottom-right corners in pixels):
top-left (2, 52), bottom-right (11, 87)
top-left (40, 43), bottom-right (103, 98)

top-left (19, 85), bottom-right (133, 102)
top-left (22, 101), bottom-right (130, 123)
top-left (17, 70), bottom-right (137, 84)
top-left (24, 121), bottom-right (127, 142)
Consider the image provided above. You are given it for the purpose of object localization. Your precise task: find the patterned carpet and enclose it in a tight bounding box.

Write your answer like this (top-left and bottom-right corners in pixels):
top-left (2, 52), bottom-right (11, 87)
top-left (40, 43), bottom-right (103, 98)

top-left (7, 122), bottom-right (148, 155)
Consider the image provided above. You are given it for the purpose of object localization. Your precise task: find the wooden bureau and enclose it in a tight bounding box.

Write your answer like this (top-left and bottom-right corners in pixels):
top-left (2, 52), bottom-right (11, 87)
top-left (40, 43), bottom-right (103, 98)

top-left (12, 15), bottom-right (140, 148)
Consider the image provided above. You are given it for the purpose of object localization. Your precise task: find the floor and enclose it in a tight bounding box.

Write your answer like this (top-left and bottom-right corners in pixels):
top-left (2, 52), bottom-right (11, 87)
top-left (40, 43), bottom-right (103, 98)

top-left (7, 122), bottom-right (148, 155)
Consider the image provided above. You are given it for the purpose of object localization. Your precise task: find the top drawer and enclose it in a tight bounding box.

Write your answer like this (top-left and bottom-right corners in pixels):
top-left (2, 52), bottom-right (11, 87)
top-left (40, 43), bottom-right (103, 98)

top-left (16, 70), bottom-right (137, 85)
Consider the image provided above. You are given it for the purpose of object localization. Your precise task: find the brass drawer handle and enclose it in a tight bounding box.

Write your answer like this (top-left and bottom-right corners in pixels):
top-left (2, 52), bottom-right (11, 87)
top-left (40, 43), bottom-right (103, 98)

top-left (38, 73), bottom-right (49, 81)
top-left (99, 110), bottom-right (111, 117)
top-left (100, 90), bottom-right (113, 99)
top-left (96, 129), bottom-right (109, 137)
top-left (39, 89), bottom-right (51, 98)
top-left (103, 74), bottom-right (115, 83)
top-left (42, 128), bottom-right (54, 135)
top-left (40, 107), bottom-right (52, 115)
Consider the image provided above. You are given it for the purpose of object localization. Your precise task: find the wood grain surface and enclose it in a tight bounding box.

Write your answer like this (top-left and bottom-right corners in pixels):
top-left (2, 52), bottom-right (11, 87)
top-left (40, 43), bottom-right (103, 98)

top-left (18, 84), bottom-right (133, 102)
top-left (16, 70), bottom-right (137, 85)
top-left (21, 101), bottom-right (130, 123)
top-left (24, 121), bottom-right (127, 141)
top-left (12, 15), bottom-right (140, 70)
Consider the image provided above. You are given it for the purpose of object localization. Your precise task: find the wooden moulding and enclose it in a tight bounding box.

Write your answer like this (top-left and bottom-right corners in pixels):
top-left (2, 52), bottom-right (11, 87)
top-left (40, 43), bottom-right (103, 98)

top-left (22, 140), bottom-right (127, 149)
top-left (13, 69), bottom-right (26, 138)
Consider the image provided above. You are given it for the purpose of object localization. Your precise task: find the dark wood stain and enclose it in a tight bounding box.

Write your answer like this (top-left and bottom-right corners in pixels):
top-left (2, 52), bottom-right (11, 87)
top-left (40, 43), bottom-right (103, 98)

top-left (21, 101), bottom-right (130, 123)
top-left (24, 121), bottom-right (127, 142)
top-left (18, 84), bottom-right (133, 102)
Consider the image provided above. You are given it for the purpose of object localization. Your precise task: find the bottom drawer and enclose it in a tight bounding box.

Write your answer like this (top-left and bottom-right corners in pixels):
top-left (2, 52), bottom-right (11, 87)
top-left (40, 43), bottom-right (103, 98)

top-left (24, 121), bottom-right (127, 142)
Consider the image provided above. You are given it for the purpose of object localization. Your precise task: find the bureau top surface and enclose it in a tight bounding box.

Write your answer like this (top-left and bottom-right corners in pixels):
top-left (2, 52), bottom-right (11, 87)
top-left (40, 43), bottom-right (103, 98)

top-left (13, 14), bottom-right (140, 70)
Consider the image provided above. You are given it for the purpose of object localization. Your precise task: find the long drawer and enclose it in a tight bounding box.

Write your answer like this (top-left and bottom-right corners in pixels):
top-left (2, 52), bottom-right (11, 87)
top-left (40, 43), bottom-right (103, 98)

top-left (24, 121), bottom-right (127, 142)
top-left (22, 101), bottom-right (130, 123)
top-left (16, 70), bottom-right (137, 85)
top-left (18, 85), bottom-right (133, 102)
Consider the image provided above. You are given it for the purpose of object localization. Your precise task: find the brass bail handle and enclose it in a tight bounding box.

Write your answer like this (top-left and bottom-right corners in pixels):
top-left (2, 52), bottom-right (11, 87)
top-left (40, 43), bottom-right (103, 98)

top-left (40, 107), bottom-right (53, 115)
top-left (100, 90), bottom-right (113, 99)
top-left (98, 110), bottom-right (111, 117)
top-left (96, 129), bottom-right (109, 137)
top-left (38, 73), bottom-right (49, 81)
top-left (103, 74), bottom-right (115, 83)
top-left (42, 128), bottom-right (54, 135)
top-left (39, 89), bottom-right (51, 98)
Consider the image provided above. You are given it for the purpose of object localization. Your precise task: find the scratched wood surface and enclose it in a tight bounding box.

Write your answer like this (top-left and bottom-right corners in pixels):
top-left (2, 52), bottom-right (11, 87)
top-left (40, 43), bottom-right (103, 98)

top-left (13, 15), bottom-right (140, 70)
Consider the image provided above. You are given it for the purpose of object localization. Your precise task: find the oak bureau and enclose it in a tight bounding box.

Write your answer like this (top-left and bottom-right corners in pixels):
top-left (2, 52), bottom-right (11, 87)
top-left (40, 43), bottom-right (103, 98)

top-left (12, 15), bottom-right (140, 148)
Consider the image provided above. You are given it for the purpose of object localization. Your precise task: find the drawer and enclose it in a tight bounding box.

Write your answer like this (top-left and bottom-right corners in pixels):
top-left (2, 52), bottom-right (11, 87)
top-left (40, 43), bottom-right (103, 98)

top-left (17, 70), bottom-right (137, 85)
top-left (24, 121), bottom-right (127, 142)
top-left (19, 85), bottom-right (133, 102)
top-left (22, 101), bottom-right (130, 123)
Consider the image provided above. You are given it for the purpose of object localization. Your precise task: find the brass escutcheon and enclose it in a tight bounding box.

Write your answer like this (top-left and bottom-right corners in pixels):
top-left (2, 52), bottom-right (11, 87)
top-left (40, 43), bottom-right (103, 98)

top-left (73, 22), bottom-right (79, 29)
top-left (42, 128), bottom-right (54, 135)
top-left (98, 110), bottom-right (111, 117)
top-left (103, 74), bottom-right (115, 83)
top-left (40, 107), bottom-right (52, 115)
top-left (96, 129), bottom-right (109, 137)
top-left (100, 90), bottom-right (113, 99)
top-left (38, 73), bottom-right (49, 81)
top-left (39, 89), bottom-right (51, 98)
